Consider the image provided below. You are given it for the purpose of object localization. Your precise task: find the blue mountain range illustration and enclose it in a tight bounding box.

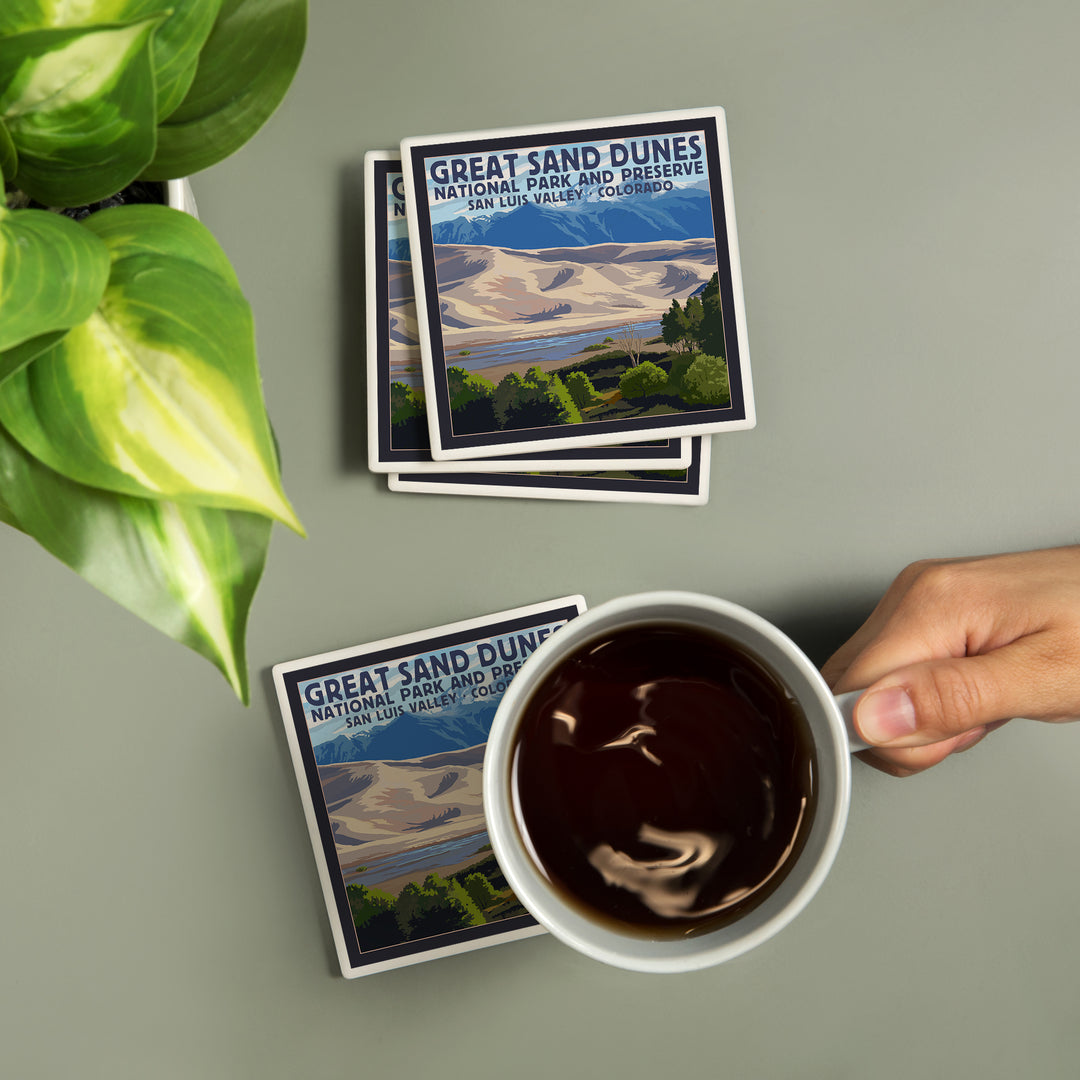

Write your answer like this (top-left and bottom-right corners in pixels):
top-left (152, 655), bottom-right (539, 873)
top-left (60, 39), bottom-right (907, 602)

top-left (430, 186), bottom-right (715, 250)
top-left (313, 699), bottom-right (499, 765)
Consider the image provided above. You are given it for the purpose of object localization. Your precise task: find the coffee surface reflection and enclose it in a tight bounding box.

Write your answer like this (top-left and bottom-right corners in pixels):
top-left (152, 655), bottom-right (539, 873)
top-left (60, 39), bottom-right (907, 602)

top-left (510, 623), bottom-right (817, 937)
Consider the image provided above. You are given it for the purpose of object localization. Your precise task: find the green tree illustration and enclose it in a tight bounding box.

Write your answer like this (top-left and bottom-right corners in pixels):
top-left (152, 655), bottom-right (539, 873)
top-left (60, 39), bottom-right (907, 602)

top-left (564, 370), bottom-right (603, 410)
top-left (699, 273), bottom-right (726, 359)
top-left (681, 352), bottom-right (730, 405)
top-left (462, 872), bottom-right (498, 910)
top-left (661, 299), bottom-right (694, 352)
top-left (389, 381), bottom-right (426, 429)
top-left (619, 360), bottom-right (668, 400)
top-left (661, 274), bottom-right (725, 358)
top-left (495, 367), bottom-right (582, 429)
top-left (347, 883), bottom-right (403, 950)
top-left (394, 873), bottom-right (486, 939)
top-left (447, 365), bottom-right (498, 433)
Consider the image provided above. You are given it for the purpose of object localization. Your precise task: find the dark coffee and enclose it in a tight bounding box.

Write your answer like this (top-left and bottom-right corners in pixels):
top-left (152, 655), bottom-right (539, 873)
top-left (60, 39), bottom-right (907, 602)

top-left (510, 622), bottom-right (817, 937)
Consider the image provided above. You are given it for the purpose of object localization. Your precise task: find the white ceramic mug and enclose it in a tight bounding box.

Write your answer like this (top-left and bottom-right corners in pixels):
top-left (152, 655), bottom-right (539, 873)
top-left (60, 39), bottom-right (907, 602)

top-left (482, 591), bottom-right (866, 973)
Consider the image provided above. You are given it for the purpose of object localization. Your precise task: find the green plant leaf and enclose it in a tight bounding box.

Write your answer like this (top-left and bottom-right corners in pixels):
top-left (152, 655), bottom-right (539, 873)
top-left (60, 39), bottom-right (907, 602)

top-left (0, 480), bottom-right (21, 529)
top-left (0, 116), bottom-right (16, 182)
top-left (0, 329), bottom-right (67, 384)
top-left (0, 1), bottom-right (225, 124)
top-left (0, 2), bottom-right (47, 36)
top-left (86, 200), bottom-right (240, 286)
top-left (113, 0), bottom-right (224, 123)
top-left (0, 419), bottom-right (269, 701)
top-left (0, 204), bottom-right (303, 533)
top-left (0, 203), bottom-right (110, 351)
top-left (144, 0), bottom-right (306, 180)
top-left (0, 17), bottom-right (162, 206)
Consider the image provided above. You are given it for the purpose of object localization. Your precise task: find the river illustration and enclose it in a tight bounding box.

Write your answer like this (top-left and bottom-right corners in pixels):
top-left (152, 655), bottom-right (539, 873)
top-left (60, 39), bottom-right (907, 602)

top-left (444, 320), bottom-right (662, 379)
top-left (342, 830), bottom-right (493, 892)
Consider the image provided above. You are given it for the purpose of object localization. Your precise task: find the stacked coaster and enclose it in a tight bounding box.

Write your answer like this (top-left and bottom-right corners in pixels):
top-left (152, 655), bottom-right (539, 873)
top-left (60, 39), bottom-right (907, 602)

top-left (365, 107), bottom-right (754, 504)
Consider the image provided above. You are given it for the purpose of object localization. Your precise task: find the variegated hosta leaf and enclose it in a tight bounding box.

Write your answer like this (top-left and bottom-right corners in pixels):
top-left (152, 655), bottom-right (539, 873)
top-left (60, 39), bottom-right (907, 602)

top-left (0, 18), bottom-right (161, 206)
top-left (87, 200), bottom-right (239, 285)
top-left (0, 204), bottom-right (303, 533)
top-left (0, 2), bottom-right (45, 36)
top-left (145, 0), bottom-right (306, 180)
top-left (0, 419), bottom-right (269, 701)
top-left (0, 202), bottom-right (110, 352)
top-left (0, 0), bottom-right (224, 124)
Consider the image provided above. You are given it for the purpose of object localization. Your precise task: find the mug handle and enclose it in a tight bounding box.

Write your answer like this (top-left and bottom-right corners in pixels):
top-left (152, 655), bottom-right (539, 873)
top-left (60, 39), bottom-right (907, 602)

top-left (834, 690), bottom-right (871, 753)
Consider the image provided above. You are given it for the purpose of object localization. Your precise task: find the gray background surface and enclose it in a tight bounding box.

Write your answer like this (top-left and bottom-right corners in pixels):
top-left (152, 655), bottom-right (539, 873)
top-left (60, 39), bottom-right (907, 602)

top-left (4, 2), bottom-right (1079, 1077)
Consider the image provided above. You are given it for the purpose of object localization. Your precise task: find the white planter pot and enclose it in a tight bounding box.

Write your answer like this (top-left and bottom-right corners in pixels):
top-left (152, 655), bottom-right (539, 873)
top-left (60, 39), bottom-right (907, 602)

top-left (166, 178), bottom-right (198, 218)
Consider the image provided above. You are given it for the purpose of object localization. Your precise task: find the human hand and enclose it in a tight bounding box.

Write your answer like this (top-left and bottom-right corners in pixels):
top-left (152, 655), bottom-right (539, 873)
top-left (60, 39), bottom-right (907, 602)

top-left (821, 546), bottom-right (1080, 776)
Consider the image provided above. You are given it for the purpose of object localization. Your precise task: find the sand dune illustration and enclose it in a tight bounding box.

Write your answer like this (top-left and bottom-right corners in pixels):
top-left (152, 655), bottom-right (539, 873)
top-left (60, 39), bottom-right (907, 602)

top-left (432, 237), bottom-right (718, 345)
top-left (388, 261), bottom-right (420, 353)
top-left (319, 744), bottom-right (487, 864)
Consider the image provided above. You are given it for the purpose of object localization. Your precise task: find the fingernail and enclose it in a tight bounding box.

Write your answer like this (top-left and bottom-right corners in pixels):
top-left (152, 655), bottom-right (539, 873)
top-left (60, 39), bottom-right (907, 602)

top-left (952, 726), bottom-right (987, 754)
top-left (858, 686), bottom-right (918, 744)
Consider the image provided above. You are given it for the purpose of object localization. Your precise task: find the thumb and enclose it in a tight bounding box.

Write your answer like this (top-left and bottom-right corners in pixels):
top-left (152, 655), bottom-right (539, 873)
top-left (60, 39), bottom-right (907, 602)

top-left (854, 638), bottom-right (1055, 747)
